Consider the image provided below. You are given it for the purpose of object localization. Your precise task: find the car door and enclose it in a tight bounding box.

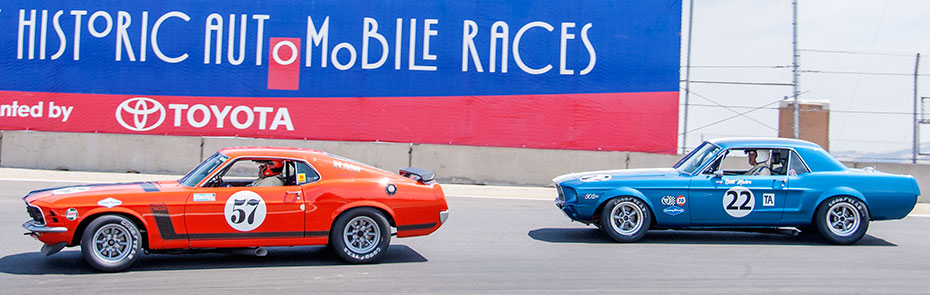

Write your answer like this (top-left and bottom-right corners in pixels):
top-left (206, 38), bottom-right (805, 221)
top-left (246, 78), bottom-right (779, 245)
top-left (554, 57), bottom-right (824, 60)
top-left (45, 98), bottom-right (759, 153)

top-left (689, 148), bottom-right (788, 225)
top-left (184, 158), bottom-right (305, 248)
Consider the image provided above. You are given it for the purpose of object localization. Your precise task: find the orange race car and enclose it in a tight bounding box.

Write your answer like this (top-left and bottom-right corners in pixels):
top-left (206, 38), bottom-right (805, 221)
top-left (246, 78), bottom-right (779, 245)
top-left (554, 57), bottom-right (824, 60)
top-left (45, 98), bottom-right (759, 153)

top-left (22, 147), bottom-right (449, 272)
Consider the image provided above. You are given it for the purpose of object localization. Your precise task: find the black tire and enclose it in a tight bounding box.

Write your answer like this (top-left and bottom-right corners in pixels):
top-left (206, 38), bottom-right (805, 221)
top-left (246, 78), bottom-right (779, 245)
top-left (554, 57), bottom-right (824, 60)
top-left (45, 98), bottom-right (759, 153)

top-left (80, 215), bottom-right (142, 272)
top-left (599, 197), bottom-right (651, 242)
top-left (814, 196), bottom-right (870, 245)
top-left (330, 208), bottom-right (391, 263)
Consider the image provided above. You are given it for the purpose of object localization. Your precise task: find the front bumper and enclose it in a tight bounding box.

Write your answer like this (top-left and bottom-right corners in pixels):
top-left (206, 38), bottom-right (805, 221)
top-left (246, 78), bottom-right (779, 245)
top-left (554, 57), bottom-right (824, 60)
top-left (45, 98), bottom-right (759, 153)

top-left (22, 220), bottom-right (68, 233)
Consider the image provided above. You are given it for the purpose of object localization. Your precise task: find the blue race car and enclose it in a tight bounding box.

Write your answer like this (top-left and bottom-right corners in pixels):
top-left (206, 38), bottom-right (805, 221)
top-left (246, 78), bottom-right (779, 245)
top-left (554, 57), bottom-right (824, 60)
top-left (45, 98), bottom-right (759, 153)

top-left (553, 138), bottom-right (921, 244)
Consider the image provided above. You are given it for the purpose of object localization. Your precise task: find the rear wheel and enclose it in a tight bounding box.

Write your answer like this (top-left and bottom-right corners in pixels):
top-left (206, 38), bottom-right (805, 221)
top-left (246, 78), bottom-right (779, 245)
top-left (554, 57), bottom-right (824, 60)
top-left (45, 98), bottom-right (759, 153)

top-left (330, 208), bottom-right (391, 263)
top-left (80, 215), bottom-right (142, 272)
top-left (599, 197), bottom-right (651, 242)
top-left (815, 196), bottom-right (870, 245)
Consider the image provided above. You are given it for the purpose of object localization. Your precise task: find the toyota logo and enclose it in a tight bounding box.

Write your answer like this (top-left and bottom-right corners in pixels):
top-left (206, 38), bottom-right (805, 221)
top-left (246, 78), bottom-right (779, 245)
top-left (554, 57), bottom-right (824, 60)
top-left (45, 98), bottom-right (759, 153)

top-left (115, 97), bottom-right (166, 131)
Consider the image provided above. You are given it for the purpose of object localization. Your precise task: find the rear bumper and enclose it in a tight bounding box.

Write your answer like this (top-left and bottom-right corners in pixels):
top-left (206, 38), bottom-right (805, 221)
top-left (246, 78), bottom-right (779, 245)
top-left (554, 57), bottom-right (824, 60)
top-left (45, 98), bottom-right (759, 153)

top-left (439, 210), bottom-right (449, 224)
top-left (22, 220), bottom-right (68, 233)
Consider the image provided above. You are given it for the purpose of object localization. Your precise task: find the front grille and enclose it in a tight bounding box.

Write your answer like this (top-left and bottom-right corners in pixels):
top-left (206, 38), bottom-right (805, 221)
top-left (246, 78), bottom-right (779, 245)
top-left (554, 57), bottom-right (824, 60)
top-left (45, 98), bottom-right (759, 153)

top-left (26, 204), bottom-right (44, 225)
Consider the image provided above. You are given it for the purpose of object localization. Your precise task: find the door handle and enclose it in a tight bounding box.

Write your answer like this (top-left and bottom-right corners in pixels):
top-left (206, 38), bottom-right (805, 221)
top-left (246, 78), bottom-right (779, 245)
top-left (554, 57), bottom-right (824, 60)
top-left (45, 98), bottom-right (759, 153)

top-left (286, 191), bottom-right (302, 196)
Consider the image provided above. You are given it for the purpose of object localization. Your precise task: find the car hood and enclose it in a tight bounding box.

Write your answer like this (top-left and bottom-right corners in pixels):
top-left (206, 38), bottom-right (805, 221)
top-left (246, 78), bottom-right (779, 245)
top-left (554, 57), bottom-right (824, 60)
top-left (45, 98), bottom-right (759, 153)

top-left (23, 180), bottom-right (179, 204)
top-left (553, 168), bottom-right (680, 184)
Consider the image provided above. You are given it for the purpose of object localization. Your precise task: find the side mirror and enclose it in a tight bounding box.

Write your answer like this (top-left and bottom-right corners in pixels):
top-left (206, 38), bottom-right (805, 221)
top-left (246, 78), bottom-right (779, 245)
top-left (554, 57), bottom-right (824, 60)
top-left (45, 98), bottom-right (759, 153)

top-left (713, 170), bottom-right (724, 178)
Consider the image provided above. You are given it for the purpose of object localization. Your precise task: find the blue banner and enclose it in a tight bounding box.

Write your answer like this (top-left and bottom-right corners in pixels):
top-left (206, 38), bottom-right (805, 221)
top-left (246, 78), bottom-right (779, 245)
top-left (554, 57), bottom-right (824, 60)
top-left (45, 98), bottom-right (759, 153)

top-left (0, 0), bottom-right (681, 97)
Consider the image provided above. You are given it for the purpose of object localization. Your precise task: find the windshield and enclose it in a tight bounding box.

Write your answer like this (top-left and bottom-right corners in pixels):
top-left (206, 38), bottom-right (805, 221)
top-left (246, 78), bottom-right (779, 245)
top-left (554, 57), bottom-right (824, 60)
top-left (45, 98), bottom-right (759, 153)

top-left (674, 142), bottom-right (721, 174)
top-left (179, 152), bottom-right (229, 187)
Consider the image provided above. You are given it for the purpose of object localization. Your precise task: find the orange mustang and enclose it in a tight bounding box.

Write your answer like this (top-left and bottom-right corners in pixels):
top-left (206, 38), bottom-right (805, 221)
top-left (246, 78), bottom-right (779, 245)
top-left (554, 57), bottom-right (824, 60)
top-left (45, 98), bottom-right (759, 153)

top-left (22, 147), bottom-right (449, 272)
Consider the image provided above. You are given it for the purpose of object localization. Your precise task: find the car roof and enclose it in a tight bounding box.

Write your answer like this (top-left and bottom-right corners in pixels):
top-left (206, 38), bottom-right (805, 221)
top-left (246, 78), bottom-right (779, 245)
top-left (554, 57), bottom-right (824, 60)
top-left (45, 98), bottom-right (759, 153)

top-left (216, 146), bottom-right (325, 158)
top-left (708, 137), bottom-right (823, 149)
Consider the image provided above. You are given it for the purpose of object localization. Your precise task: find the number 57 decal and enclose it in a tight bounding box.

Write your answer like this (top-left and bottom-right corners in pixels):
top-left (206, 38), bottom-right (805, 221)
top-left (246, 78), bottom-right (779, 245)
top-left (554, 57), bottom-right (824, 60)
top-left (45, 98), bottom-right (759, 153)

top-left (722, 187), bottom-right (754, 218)
top-left (224, 191), bottom-right (267, 232)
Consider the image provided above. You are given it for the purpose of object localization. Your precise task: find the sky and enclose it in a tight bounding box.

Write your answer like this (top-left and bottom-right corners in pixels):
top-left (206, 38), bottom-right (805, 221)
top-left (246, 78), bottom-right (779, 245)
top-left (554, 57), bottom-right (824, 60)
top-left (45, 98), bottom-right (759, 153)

top-left (679, 0), bottom-right (930, 163)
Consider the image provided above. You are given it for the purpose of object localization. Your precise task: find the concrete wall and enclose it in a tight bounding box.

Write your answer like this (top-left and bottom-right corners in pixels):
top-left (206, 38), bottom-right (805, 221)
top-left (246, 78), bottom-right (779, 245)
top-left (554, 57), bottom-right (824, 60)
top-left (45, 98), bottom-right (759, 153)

top-left (1, 131), bottom-right (927, 202)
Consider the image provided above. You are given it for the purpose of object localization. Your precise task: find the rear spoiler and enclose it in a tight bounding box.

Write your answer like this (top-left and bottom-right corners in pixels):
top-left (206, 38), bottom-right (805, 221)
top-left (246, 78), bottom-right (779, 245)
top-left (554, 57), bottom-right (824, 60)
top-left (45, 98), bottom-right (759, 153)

top-left (399, 167), bottom-right (435, 184)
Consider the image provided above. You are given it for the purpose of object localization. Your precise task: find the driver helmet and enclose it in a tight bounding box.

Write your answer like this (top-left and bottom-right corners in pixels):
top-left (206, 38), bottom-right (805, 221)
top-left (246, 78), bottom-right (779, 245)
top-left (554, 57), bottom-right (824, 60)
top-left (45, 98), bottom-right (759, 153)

top-left (748, 149), bottom-right (770, 163)
top-left (260, 160), bottom-right (284, 177)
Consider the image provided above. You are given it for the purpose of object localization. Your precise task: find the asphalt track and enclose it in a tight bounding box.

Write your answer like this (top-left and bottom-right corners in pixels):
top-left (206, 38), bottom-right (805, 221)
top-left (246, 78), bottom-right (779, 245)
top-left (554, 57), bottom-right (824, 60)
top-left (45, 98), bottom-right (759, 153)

top-left (2, 177), bottom-right (930, 294)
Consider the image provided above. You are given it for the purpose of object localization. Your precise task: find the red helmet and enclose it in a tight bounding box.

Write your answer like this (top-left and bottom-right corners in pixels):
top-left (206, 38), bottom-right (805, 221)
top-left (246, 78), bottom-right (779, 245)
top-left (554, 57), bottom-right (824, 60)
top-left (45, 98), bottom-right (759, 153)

top-left (260, 160), bottom-right (284, 177)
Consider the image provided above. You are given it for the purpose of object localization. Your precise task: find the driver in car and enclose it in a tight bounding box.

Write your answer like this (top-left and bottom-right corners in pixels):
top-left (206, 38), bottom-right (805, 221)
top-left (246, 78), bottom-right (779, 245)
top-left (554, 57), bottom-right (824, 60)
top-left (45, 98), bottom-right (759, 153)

top-left (745, 150), bottom-right (772, 176)
top-left (251, 160), bottom-right (285, 187)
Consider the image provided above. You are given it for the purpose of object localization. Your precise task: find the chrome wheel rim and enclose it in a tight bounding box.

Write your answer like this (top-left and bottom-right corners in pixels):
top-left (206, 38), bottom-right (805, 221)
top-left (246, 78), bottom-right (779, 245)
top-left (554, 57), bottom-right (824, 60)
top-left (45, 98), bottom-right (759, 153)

top-left (92, 224), bottom-right (132, 262)
top-left (610, 202), bottom-right (644, 236)
top-left (827, 203), bottom-right (860, 237)
top-left (343, 216), bottom-right (381, 253)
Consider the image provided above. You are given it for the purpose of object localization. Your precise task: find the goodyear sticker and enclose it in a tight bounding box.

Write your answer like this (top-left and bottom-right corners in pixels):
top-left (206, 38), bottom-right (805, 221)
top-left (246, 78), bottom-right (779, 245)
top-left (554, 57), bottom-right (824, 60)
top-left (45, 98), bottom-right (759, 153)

top-left (193, 193), bottom-right (216, 202)
top-left (97, 197), bottom-right (122, 208)
top-left (663, 206), bottom-right (685, 216)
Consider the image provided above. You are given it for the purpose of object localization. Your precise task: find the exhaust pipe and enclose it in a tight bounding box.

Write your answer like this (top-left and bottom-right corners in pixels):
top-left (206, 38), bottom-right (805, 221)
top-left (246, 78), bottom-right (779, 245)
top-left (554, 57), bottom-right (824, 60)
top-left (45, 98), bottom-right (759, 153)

top-left (226, 247), bottom-right (268, 257)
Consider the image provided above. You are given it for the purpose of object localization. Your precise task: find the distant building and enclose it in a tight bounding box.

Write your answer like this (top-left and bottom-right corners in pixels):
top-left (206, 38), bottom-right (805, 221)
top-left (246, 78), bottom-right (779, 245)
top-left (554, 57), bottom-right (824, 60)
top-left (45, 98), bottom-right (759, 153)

top-left (779, 101), bottom-right (830, 151)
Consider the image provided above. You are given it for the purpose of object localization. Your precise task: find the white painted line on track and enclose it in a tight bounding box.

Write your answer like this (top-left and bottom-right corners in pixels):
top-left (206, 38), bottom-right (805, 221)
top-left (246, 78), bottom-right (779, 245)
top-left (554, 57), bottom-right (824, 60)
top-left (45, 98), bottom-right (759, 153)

top-left (446, 194), bottom-right (552, 201)
top-left (0, 178), bottom-right (101, 183)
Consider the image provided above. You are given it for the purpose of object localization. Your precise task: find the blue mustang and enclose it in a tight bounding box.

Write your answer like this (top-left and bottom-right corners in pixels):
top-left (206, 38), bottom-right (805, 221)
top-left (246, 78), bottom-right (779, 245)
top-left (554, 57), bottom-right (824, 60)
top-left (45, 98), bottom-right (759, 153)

top-left (554, 138), bottom-right (920, 244)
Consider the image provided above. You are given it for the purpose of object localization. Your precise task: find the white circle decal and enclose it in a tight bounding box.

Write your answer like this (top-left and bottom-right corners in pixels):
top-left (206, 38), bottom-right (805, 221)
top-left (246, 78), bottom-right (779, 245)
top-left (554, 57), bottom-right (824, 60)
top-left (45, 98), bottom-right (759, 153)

top-left (722, 186), bottom-right (754, 218)
top-left (224, 191), bottom-right (267, 232)
top-left (52, 187), bottom-right (91, 195)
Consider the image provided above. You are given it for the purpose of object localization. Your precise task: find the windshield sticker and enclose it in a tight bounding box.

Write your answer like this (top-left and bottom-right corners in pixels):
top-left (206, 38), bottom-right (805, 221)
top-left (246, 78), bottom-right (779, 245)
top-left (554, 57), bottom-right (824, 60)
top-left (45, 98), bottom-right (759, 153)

top-left (193, 193), bottom-right (216, 202)
top-left (52, 186), bottom-right (90, 195)
top-left (97, 197), bottom-right (122, 208)
top-left (297, 173), bottom-right (307, 183)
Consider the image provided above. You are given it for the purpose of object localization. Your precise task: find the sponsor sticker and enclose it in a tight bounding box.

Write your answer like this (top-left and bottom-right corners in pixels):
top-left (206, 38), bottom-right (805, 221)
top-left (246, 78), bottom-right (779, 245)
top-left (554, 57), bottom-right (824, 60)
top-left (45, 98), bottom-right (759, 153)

top-left (579, 174), bottom-right (611, 182)
top-left (65, 208), bottom-right (78, 221)
top-left (762, 193), bottom-right (775, 207)
top-left (583, 193), bottom-right (599, 200)
top-left (676, 195), bottom-right (687, 206)
top-left (297, 173), bottom-right (307, 183)
top-left (224, 191), bottom-right (267, 232)
top-left (723, 186), bottom-right (754, 218)
top-left (97, 197), bottom-right (122, 208)
top-left (663, 206), bottom-right (685, 216)
top-left (661, 196), bottom-right (676, 206)
top-left (193, 193), bottom-right (216, 202)
top-left (52, 186), bottom-right (90, 195)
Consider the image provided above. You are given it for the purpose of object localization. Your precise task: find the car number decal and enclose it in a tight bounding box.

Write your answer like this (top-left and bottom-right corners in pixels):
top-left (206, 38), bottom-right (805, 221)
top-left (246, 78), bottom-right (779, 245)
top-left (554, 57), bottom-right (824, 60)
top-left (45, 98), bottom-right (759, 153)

top-left (224, 191), bottom-right (267, 232)
top-left (722, 186), bottom-right (754, 218)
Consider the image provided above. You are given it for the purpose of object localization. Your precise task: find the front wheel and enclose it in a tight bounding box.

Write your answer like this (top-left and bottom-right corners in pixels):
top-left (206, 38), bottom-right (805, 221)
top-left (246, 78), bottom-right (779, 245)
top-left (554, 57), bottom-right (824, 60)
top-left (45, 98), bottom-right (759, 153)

top-left (599, 197), bottom-right (651, 243)
top-left (330, 208), bottom-right (391, 263)
top-left (815, 196), bottom-right (870, 245)
top-left (80, 215), bottom-right (142, 272)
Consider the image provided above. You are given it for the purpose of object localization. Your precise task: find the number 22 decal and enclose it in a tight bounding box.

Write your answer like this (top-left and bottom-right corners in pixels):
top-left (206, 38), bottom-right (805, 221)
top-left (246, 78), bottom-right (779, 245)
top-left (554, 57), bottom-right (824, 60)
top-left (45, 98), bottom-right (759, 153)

top-left (722, 186), bottom-right (754, 218)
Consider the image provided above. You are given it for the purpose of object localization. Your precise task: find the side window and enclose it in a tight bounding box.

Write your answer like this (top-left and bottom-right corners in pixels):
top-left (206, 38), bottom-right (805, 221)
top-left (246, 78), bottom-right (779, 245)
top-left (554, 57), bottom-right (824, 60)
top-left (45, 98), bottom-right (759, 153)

top-left (788, 151), bottom-right (811, 176)
top-left (768, 149), bottom-right (789, 176)
top-left (707, 148), bottom-right (787, 176)
top-left (294, 161), bottom-right (321, 185)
